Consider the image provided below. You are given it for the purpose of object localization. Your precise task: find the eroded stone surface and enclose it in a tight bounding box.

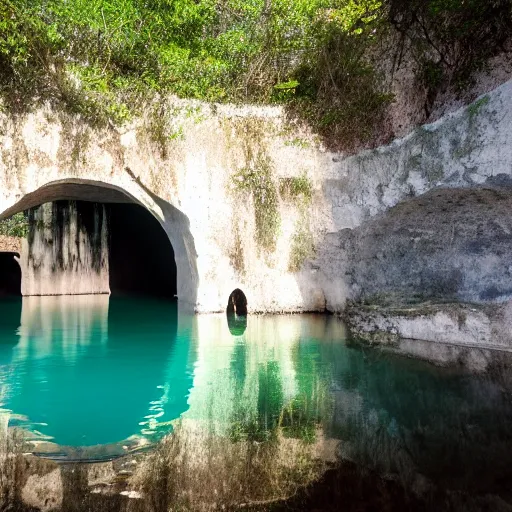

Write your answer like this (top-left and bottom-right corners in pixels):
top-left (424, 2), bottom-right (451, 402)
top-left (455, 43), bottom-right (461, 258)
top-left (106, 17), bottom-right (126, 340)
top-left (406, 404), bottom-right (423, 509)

top-left (343, 188), bottom-right (512, 304)
top-left (20, 201), bottom-right (109, 296)
top-left (21, 468), bottom-right (62, 512)
top-left (0, 235), bottom-right (21, 253)
top-left (1, 79), bottom-right (512, 315)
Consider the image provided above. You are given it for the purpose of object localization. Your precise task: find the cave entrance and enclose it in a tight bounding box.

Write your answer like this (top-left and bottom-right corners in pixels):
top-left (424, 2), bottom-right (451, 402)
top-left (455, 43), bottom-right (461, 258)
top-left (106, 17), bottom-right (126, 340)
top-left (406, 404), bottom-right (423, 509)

top-left (0, 253), bottom-right (21, 296)
top-left (227, 289), bottom-right (248, 316)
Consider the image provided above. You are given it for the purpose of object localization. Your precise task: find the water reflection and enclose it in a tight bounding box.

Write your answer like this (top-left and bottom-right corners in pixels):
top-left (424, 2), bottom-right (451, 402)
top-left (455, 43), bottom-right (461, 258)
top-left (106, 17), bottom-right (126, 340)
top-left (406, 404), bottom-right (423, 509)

top-left (226, 312), bottom-right (247, 336)
top-left (1, 296), bottom-right (191, 449)
top-left (0, 299), bottom-right (511, 509)
top-left (331, 343), bottom-right (512, 493)
top-left (167, 313), bottom-right (512, 506)
top-left (182, 314), bottom-right (343, 438)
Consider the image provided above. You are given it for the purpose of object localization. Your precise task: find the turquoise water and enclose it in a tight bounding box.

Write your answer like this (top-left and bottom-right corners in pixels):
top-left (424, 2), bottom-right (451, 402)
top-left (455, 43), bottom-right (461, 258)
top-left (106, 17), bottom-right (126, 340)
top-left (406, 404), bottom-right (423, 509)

top-left (0, 296), bottom-right (192, 448)
top-left (0, 295), bottom-right (511, 492)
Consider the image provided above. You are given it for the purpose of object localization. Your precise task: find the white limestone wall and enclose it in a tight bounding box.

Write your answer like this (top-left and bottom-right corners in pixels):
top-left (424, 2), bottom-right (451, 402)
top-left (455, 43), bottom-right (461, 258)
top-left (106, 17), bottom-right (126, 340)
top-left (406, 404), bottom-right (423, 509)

top-left (0, 78), bottom-right (511, 312)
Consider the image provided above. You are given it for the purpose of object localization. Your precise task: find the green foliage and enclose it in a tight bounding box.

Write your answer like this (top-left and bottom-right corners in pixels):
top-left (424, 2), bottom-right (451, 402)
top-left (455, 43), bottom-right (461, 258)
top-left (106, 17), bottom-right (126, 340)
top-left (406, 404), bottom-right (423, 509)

top-left (0, 212), bottom-right (28, 238)
top-left (389, 0), bottom-right (512, 112)
top-left (232, 152), bottom-right (280, 252)
top-left (284, 137), bottom-right (311, 149)
top-left (288, 222), bottom-right (314, 272)
top-left (0, 0), bottom-right (509, 146)
top-left (0, 0), bottom-right (389, 146)
top-left (279, 173), bottom-right (313, 202)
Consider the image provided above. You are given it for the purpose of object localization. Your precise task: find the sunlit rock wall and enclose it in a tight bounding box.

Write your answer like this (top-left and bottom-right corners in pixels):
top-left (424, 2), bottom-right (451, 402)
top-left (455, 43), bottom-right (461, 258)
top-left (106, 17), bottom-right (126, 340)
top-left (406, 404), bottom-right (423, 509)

top-left (20, 201), bottom-right (109, 296)
top-left (1, 78), bottom-right (512, 313)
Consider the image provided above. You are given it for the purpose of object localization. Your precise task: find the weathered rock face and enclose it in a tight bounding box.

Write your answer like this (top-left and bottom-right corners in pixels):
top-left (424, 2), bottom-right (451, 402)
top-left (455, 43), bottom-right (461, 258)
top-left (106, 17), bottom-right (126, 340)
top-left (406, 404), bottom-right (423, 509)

top-left (0, 235), bottom-right (21, 253)
top-left (1, 78), bottom-right (512, 314)
top-left (345, 187), bottom-right (512, 304)
top-left (20, 201), bottom-right (109, 296)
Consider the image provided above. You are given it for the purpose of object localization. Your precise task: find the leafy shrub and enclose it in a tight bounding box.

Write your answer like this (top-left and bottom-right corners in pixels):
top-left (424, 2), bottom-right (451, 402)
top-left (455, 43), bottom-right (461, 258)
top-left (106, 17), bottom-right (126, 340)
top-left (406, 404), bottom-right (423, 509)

top-left (0, 212), bottom-right (28, 238)
top-left (0, 0), bottom-right (509, 148)
top-left (388, 0), bottom-right (512, 112)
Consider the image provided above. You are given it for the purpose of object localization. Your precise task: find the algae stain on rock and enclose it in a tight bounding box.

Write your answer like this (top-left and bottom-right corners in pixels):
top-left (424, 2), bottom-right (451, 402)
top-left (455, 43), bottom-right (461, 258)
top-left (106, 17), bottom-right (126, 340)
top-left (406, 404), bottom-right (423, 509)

top-left (228, 223), bottom-right (246, 277)
top-left (228, 117), bottom-right (282, 254)
top-left (232, 152), bottom-right (280, 253)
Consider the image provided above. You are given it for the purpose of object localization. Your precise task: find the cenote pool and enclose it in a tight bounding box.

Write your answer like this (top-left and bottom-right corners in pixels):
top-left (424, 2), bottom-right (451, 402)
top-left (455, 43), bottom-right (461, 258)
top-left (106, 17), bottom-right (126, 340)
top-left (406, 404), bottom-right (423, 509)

top-left (1, 295), bottom-right (512, 509)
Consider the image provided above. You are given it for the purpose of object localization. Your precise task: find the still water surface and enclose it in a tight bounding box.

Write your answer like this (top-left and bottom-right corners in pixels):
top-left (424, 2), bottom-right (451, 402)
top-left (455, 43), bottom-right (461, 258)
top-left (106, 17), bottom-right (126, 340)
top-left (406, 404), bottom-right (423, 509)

top-left (0, 295), bottom-right (511, 498)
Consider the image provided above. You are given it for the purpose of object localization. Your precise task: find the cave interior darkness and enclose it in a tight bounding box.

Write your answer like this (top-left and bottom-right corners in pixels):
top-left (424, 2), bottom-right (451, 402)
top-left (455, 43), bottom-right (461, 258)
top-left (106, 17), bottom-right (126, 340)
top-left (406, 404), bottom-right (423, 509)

top-left (0, 252), bottom-right (21, 297)
top-left (108, 202), bottom-right (177, 299)
top-left (0, 199), bottom-right (177, 299)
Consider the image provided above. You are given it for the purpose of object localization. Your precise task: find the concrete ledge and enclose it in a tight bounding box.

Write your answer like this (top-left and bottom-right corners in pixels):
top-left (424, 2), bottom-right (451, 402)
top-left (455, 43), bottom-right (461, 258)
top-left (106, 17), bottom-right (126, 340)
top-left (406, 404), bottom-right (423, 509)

top-left (344, 301), bottom-right (512, 356)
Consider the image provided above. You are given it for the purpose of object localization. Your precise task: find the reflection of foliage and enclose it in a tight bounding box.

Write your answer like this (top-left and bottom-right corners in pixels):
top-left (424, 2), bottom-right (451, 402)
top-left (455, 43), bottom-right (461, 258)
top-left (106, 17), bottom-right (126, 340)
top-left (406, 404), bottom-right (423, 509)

top-left (281, 398), bottom-right (318, 444)
top-left (134, 421), bottom-right (324, 510)
top-left (230, 361), bottom-right (285, 443)
top-left (0, 212), bottom-right (28, 238)
top-left (229, 349), bottom-right (332, 445)
top-left (136, 324), bottom-right (336, 509)
top-left (257, 361), bottom-right (285, 438)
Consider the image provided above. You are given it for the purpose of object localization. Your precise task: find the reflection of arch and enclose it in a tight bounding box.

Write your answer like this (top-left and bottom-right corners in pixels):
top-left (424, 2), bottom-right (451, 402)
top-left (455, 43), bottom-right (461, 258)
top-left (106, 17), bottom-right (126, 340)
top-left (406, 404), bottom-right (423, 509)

top-left (227, 313), bottom-right (247, 336)
top-left (0, 179), bottom-right (198, 304)
top-left (226, 288), bottom-right (247, 316)
top-left (8, 295), bottom-right (192, 450)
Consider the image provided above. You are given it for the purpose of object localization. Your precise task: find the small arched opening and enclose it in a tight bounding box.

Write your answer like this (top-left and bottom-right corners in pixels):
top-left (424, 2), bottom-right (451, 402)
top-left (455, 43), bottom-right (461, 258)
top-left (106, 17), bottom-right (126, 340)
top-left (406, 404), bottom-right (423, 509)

top-left (227, 289), bottom-right (248, 316)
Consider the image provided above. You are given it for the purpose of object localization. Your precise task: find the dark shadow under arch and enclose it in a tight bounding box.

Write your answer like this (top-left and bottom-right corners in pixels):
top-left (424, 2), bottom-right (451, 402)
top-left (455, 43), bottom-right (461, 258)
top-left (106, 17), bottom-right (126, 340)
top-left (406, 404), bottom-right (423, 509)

top-left (107, 203), bottom-right (177, 298)
top-left (0, 253), bottom-right (21, 296)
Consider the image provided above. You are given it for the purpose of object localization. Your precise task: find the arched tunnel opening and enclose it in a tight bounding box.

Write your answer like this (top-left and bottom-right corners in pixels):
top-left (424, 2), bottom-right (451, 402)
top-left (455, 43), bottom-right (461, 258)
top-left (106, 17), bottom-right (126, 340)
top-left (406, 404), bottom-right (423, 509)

top-left (0, 183), bottom-right (178, 300)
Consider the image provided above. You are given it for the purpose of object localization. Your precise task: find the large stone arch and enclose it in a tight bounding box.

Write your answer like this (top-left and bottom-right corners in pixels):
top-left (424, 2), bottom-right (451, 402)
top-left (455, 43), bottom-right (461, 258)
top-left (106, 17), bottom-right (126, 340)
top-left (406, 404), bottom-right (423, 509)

top-left (0, 179), bottom-right (198, 306)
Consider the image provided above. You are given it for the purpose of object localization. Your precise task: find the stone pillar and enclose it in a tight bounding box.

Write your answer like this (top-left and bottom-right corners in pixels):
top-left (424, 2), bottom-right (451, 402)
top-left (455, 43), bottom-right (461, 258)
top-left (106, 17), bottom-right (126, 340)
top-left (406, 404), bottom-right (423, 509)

top-left (20, 201), bottom-right (109, 296)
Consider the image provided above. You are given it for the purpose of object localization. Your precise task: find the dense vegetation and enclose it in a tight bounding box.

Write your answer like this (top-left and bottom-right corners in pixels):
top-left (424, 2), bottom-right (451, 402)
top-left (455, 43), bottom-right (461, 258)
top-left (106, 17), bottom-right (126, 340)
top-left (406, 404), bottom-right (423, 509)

top-left (0, 212), bottom-right (28, 238)
top-left (0, 0), bottom-right (511, 149)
